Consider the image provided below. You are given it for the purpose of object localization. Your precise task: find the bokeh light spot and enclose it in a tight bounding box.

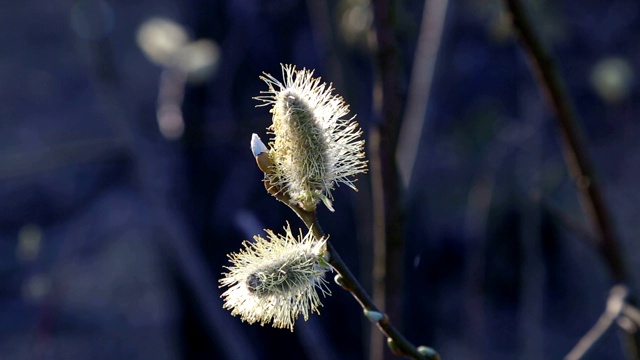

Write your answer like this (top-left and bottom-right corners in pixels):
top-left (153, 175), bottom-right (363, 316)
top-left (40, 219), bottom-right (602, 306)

top-left (16, 223), bottom-right (42, 263)
top-left (591, 57), bottom-right (634, 104)
top-left (136, 17), bottom-right (190, 66)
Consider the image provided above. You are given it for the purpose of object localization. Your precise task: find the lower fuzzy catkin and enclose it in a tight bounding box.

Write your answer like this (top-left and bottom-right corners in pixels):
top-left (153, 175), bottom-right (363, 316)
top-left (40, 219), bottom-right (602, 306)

top-left (219, 223), bottom-right (330, 331)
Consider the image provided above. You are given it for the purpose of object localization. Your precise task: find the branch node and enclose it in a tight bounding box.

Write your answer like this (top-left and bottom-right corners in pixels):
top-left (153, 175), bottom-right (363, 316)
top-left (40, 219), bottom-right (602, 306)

top-left (364, 309), bottom-right (385, 323)
top-left (334, 274), bottom-right (348, 290)
top-left (418, 346), bottom-right (441, 360)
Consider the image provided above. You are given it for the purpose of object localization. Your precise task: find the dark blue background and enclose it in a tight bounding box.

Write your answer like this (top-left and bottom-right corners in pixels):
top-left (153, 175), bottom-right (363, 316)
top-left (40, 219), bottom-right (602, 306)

top-left (1, 0), bottom-right (639, 359)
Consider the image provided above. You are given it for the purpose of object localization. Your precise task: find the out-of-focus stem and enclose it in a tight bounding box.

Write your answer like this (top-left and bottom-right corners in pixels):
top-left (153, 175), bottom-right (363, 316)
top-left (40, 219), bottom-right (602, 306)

top-left (565, 286), bottom-right (628, 360)
top-left (264, 180), bottom-right (436, 359)
top-left (397, 0), bottom-right (450, 188)
top-left (504, 0), bottom-right (627, 284)
top-left (503, 0), bottom-right (639, 357)
top-left (289, 202), bottom-right (438, 360)
top-left (370, 0), bottom-right (406, 358)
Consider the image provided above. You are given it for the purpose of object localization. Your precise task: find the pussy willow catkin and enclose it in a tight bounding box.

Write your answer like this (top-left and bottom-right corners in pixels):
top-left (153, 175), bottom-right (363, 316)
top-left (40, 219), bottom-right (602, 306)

top-left (219, 223), bottom-right (330, 331)
top-left (254, 64), bottom-right (367, 212)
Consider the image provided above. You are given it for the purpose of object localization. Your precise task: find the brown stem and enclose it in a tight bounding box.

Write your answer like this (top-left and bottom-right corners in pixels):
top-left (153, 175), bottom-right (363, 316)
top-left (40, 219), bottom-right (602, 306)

top-left (503, 0), bottom-right (639, 356)
top-left (286, 201), bottom-right (438, 360)
top-left (503, 0), bottom-right (627, 284)
top-left (265, 183), bottom-right (436, 359)
top-left (370, 0), bottom-right (406, 358)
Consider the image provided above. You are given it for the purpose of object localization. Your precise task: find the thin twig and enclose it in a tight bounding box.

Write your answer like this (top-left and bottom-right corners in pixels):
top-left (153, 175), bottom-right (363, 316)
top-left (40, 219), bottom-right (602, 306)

top-left (532, 192), bottom-right (598, 246)
top-left (503, 0), bottom-right (639, 356)
top-left (565, 286), bottom-right (628, 360)
top-left (397, 0), bottom-right (450, 188)
top-left (267, 186), bottom-right (438, 360)
top-left (624, 304), bottom-right (640, 327)
top-left (303, 210), bottom-right (436, 360)
top-left (503, 0), bottom-right (628, 284)
top-left (370, 0), bottom-right (407, 358)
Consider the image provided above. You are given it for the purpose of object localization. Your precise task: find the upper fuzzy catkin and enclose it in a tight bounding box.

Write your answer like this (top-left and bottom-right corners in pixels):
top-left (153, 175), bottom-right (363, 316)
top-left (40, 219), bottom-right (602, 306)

top-left (254, 64), bottom-right (367, 212)
top-left (219, 223), bottom-right (330, 331)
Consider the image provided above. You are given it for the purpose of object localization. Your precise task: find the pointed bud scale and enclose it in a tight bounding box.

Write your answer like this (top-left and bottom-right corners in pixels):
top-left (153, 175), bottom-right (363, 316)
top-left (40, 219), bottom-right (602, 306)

top-left (364, 309), bottom-right (385, 323)
top-left (251, 133), bottom-right (267, 156)
top-left (251, 134), bottom-right (274, 174)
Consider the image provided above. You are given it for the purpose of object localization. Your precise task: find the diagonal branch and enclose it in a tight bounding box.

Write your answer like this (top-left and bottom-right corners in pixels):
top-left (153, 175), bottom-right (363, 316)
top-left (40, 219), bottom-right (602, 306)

top-left (565, 286), bottom-right (628, 360)
top-left (369, 0), bottom-right (407, 358)
top-left (397, 0), bottom-right (450, 188)
top-left (503, 0), bottom-right (639, 357)
top-left (503, 0), bottom-right (628, 284)
top-left (266, 186), bottom-right (438, 360)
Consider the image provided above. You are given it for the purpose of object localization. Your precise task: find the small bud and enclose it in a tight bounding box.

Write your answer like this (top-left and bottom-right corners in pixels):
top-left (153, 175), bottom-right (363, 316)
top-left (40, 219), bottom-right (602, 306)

top-left (251, 134), bottom-right (275, 174)
top-left (418, 346), bottom-right (440, 359)
top-left (364, 309), bottom-right (384, 323)
top-left (251, 133), bottom-right (267, 156)
top-left (334, 274), bottom-right (348, 289)
top-left (387, 338), bottom-right (401, 355)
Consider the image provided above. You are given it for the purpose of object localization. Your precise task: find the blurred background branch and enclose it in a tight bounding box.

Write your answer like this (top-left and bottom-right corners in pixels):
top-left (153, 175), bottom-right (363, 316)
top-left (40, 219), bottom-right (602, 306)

top-left (397, 0), bottom-right (449, 189)
top-left (369, 0), bottom-right (405, 358)
top-left (565, 285), bottom-right (628, 360)
top-left (503, 0), bottom-right (639, 357)
top-left (3, 0), bottom-right (639, 359)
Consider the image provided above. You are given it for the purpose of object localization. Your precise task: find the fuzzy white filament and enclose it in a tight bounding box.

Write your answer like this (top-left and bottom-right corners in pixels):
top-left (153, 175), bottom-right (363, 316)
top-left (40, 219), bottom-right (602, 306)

top-left (219, 223), bottom-right (330, 331)
top-left (254, 64), bottom-right (367, 212)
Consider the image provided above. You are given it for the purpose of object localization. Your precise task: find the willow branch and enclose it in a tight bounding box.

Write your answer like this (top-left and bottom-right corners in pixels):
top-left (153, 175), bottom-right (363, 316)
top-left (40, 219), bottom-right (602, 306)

top-left (397, 0), bottom-right (450, 187)
top-left (370, 0), bottom-right (407, 357)
top-left (267, 185), bottom-right (438, 360)
top-left (503, 0), bottom-right (628, 285)
top-left (503, 0), bottom-right (639, 356)
top-left (565, 286), bottom-right (628, 360)
top-left (532, 192), bottom-right (598, 246)
top-left (624, 304), bottom-right (640, 327)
